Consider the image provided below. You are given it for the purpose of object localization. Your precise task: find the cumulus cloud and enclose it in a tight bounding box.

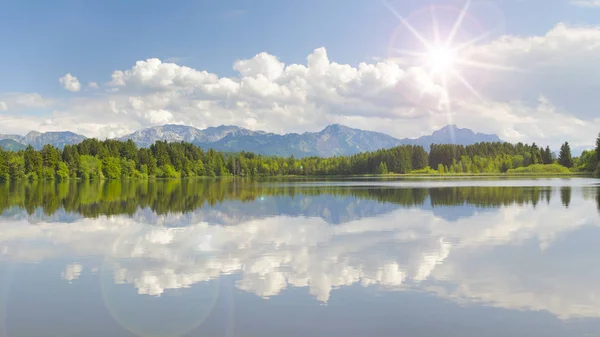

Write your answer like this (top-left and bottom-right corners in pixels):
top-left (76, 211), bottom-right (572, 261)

top-left (59, 73), bottom-right (81, 92)
top-left (0, 23), bottom-right (599, 147)
top-left (88, 82), bottom-right (99, 89)
top-left (233, 52), bottom-right (285, 80)
top-left (0, 101), bottom-right (6, 111)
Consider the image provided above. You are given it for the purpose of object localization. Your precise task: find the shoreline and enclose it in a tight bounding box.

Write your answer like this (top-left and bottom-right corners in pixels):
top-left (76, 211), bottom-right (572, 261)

top-left (0, 172), bottom-right (593, 183)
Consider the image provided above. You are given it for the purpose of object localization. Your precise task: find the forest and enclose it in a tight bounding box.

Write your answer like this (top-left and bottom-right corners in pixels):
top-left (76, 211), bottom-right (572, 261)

top-left (0, 133), bottom-right (599, 181)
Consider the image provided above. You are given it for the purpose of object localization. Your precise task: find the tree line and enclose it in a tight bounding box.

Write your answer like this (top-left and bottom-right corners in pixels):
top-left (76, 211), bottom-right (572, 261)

top-left (0, 133), bottom-right (599, 181)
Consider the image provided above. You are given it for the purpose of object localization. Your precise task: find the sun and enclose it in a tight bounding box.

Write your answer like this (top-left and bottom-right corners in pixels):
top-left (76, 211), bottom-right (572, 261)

top-left (426, 46), bottom-right (456, 75)
top-left (384, 0), bottom-right (518, 104)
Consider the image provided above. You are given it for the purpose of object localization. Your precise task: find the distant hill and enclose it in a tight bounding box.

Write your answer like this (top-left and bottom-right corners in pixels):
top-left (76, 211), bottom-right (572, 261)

top-left (0, 139), bottom-right (27, 151)
top-left (121, 124), bottom-right (504, 157)
top-left (117, 124), bottom-right (257, 148)
top-left (0, 131), bottom-right (87, 150)
top-left (193, 124), bottom-right (407, 157)
top-left (397, 125), bottom-right (503, 150)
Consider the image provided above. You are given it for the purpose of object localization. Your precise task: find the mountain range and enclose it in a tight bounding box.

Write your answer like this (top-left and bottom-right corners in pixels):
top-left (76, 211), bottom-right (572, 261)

top-left (0, 124), bottom-right (503, 157)
top-left (0, 131), bottom-right (86, 151)
top-left (119, 124), bottom-right (503, 157)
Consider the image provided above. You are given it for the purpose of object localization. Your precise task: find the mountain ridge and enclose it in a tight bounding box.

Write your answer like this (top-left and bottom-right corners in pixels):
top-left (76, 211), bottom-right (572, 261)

top-left (0, 124), bottom-right (503, 157)
top-left (0, 131), bottom-right (87, 150)
top-left (120, 123), bottom-right (503, 157)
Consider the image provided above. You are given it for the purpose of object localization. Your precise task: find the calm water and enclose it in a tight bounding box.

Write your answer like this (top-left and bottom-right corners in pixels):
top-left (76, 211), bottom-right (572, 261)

top-left (1, 178), bottom-right (600, 337)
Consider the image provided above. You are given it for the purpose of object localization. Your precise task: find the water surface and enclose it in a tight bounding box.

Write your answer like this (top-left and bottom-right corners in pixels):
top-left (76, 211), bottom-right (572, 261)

top-left (1, 178), bottom-right (599, 337)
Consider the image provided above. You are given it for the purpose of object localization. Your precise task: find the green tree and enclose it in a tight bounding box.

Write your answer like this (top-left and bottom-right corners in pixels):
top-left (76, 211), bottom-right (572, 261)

top-left (0, 148), bottom-right (8, 181)
top-left (102, 157), bottom-right (122, 179)
top-left (377, 162), bottom-right (388, 175)
top-left (24, 145), bottom-right (42, 178)
top-left (8, 154), bottom-right (25, 180)
top-left (558, 142), bottom-right (573, 168)
top-left (530, 143), bottom-right (542, 164)
top-left (56, 162), bottom-right (70, 180)
top-left (596, 133), bottom-right (600, 161)
top-left (79, 155), bottom-right (102, 179)
top-left (542, 146), bottom-right (553, 164)
top-left (41, 144), bottom-right (60, 169)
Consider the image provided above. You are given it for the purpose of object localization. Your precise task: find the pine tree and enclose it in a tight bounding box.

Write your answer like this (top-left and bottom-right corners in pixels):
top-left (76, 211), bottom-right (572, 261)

top-left (596, 133), bottom-right (600, 161)
top-left (531, 143), bottom-right (542, 164)
top-left (542, 146), bottom-right (552, 164)
top-left (377, 162), bottom-right (388, 175)
top-left (558, 142), bottom-right (573, 168)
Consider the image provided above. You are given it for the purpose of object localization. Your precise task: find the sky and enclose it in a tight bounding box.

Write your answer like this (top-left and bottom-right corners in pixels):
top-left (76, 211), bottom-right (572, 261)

top-left (1, 0), bottom-right (600, 149)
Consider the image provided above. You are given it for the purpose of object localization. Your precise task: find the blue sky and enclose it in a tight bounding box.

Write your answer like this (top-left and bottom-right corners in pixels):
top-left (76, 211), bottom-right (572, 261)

top-left (1, 0), bottom-right (600, 148)
top-left (1, 0), bottom-right (594, 94)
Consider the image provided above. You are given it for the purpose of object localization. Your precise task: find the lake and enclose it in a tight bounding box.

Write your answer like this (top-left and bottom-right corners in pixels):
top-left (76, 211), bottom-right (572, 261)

top-left (1, 177), bottom-right (599, 337)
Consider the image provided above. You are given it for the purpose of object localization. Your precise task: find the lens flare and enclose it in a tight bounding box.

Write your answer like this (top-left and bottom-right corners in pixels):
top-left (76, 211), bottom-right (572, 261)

top-left (426, 46), bottom-right (456, 75)
top-left (384, 0), bottom-right (517, 98)
top-left (384, 0), bottom-right (518, 146)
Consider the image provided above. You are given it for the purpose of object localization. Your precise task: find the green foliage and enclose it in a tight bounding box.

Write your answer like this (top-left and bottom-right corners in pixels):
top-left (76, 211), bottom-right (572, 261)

top-left (410, 166), bottom-right (437, 174)
top-left (596, 133), bottom-right (600, 162)
top-left (506, 164), bottom-right (570, 174)
top-left (542, 146), bottom-right (553, 164)
top-left (42, 167), bottom-right (55, 180)
top-left (102, 157), bottom-right (122, 179)
top-left (79, 155), bottom-right (103, 180)
top-left (576, 150), bottom-right (598, 172)
top-left (0, 148), bottom-right (9, 181)
top-left (558, 142), bottom-right (573, 168)
top-left (8, 155), bottom-right (25, 180)
top-left (56, 162), bottom-right (70, 181)
top-left (377, 162), bottom-right (389, 174)
top-left (41, 144), bottom-right (60, 169)
top-left (158, 164), bottom-right (180, 178)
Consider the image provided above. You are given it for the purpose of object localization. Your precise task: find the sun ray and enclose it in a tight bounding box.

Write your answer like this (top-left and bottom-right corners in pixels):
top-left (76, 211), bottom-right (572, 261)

top-left (383, 0), bottom-right (432, 50)
top-left (454, 58), bottom-right (523, 72)
top-left (389, 47), bottom-right (428, 58)
top-left (451, 30), bottom-right (495, 53)
top-left (445, 0), bottom-right (471, 48)
top-left (439, 72), bottom-right (457, 146)
top-left (384, 1), bottom-right (516, 104)
top-left (451, 69), bottom-right (486, 103)
top-left (431, 5), bottom-right (440, 45)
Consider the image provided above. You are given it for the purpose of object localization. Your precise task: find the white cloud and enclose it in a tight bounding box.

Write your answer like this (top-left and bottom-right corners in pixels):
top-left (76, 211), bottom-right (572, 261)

top-left (59, 73), bottom-right (81, 92)
top-left (88, 82), bottom-right (99, 89)
top-left (0, 94), bottom-right (54, 132)
top-left (0, 23), bottom-right (599, 148)
top-left (233, 52), bottom-right (285, 80)
top-left (12, 93), bottom-right (53, 108)
top-left (570, 0), bottom-right (600, 7)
